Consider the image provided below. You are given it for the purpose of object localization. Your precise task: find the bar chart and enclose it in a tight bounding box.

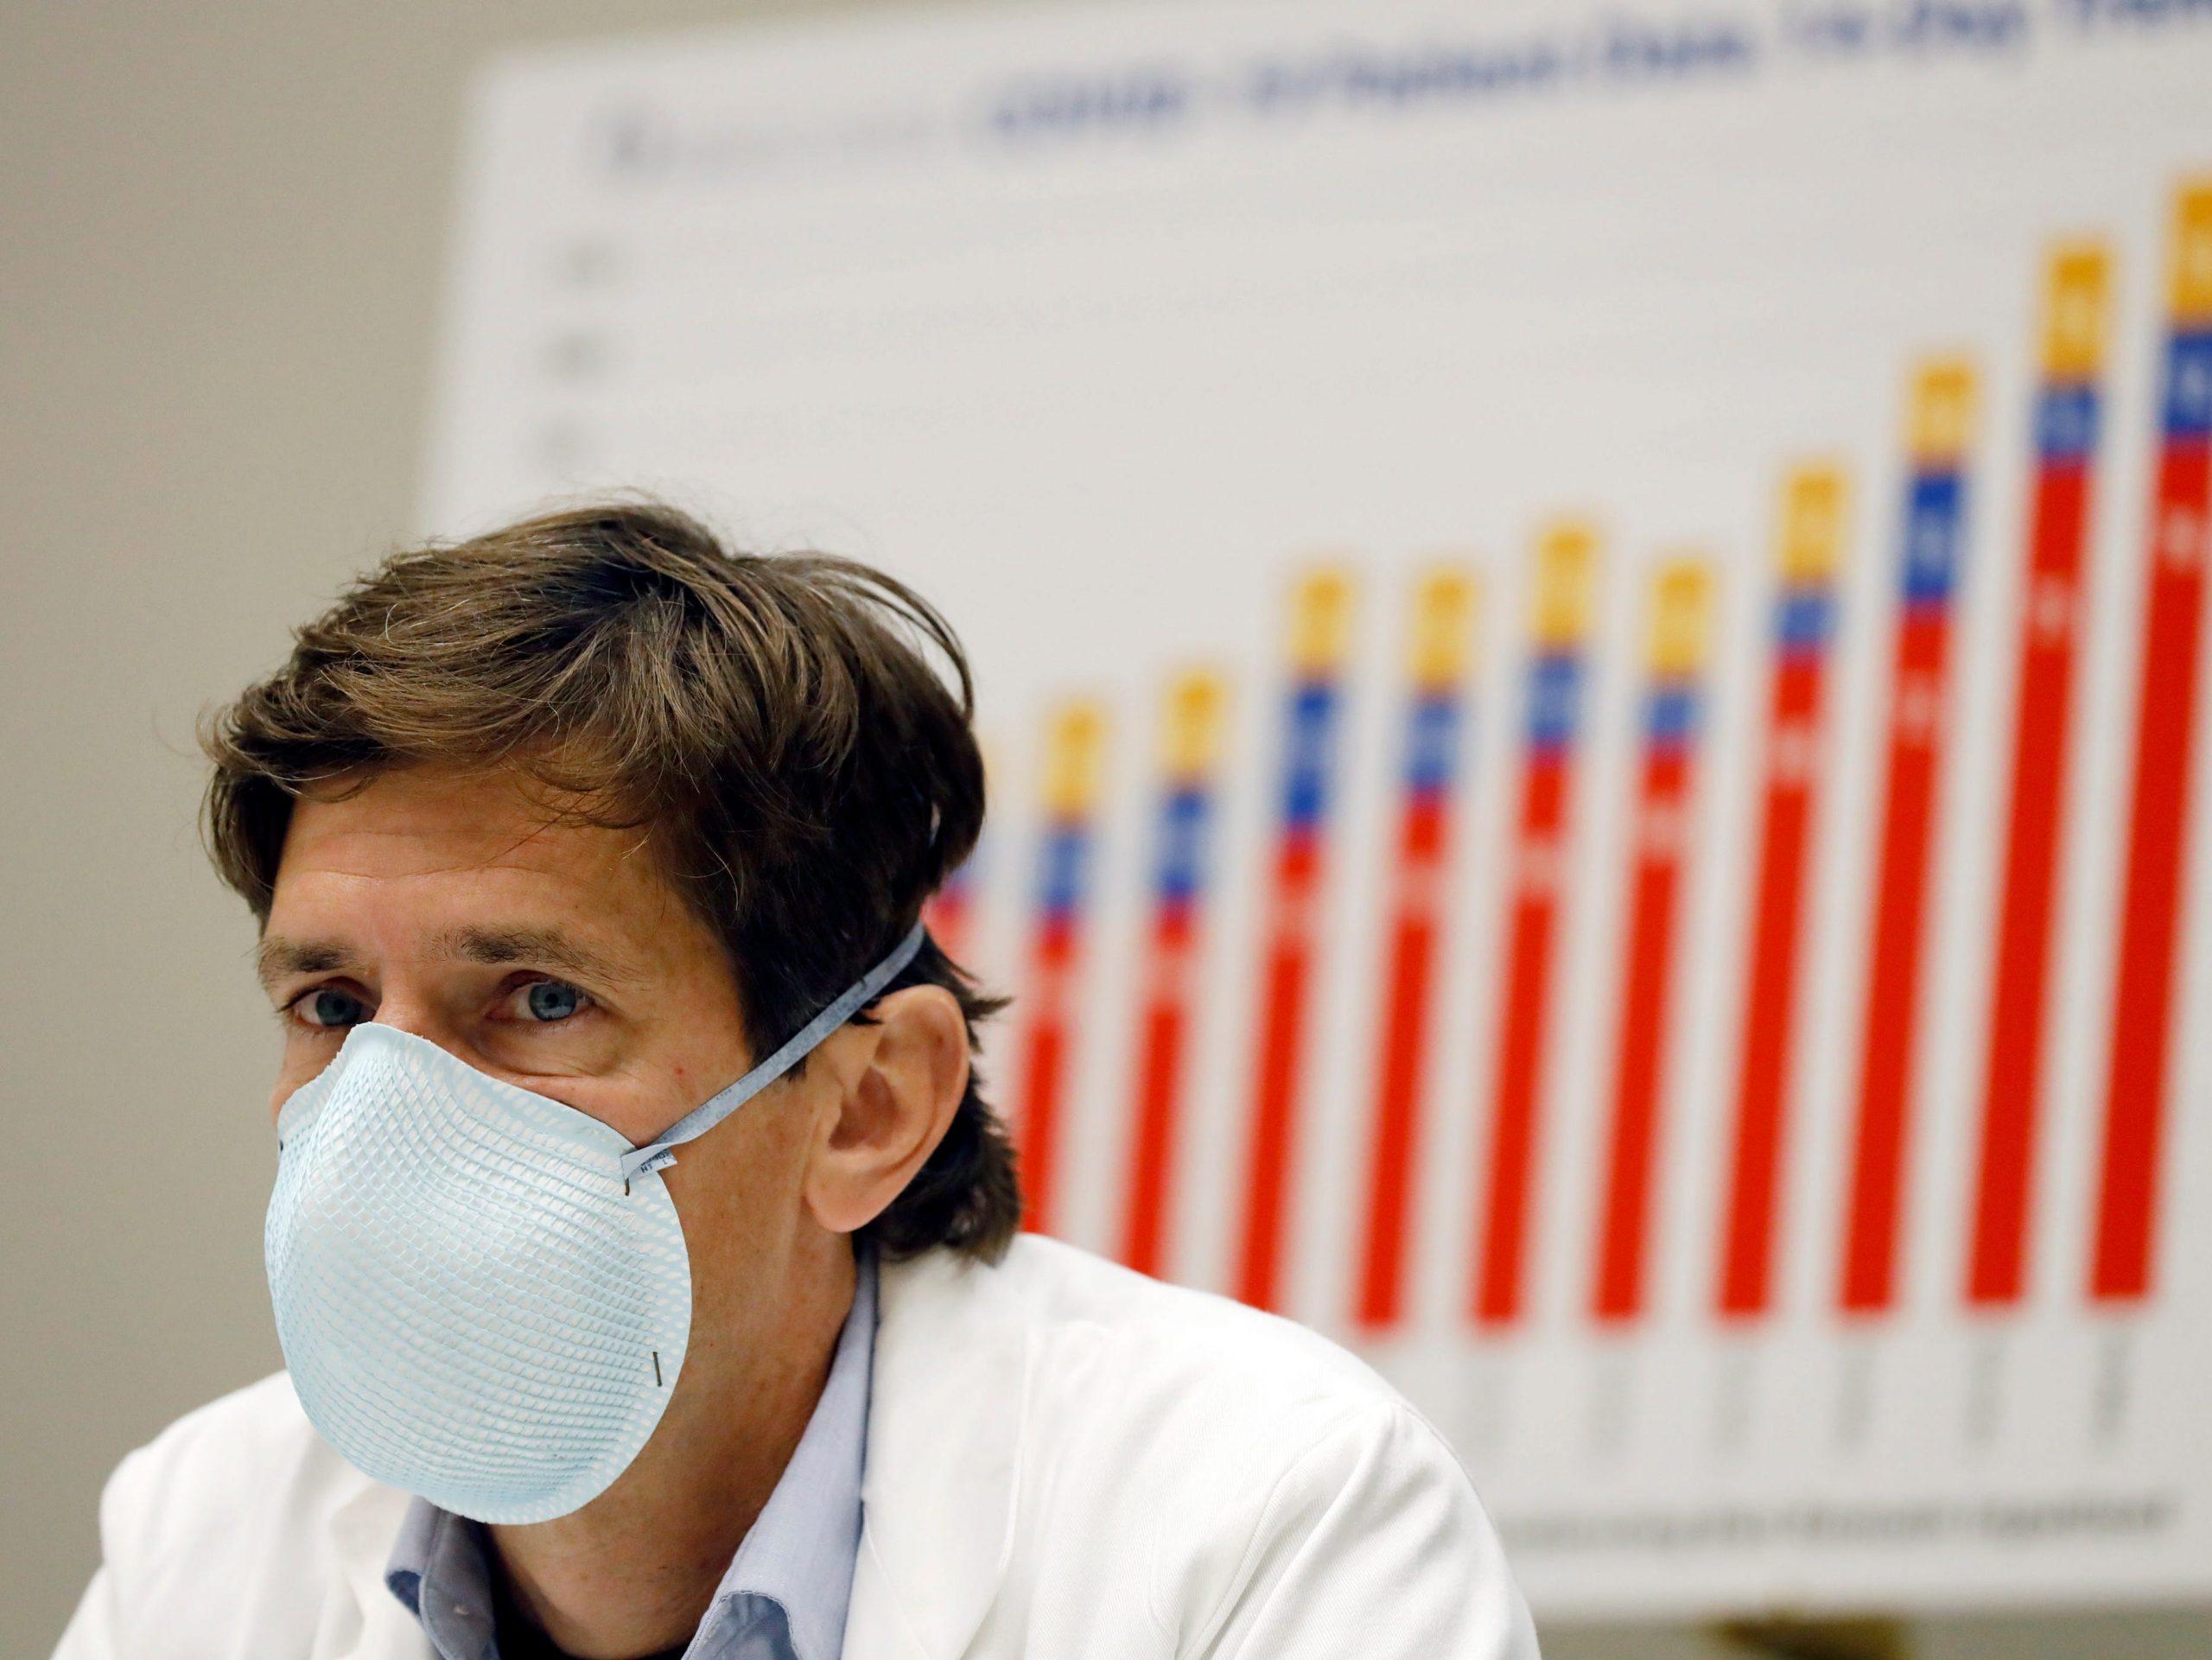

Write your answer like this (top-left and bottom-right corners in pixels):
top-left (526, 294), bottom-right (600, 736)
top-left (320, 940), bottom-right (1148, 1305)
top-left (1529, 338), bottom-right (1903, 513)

top-left (1593, 560), bottom-right (1713, 1327)
top-left (1718, 466), bottom-right (1847, 1321)
top-left (1119, 671), bottom-right (1226, 1276)
top-left (1234, 570), bottom-right (1353, 1312)
top-left (1967, 248), bottom-right (2108, 1310)
top-left (429, 0), bottom-right (2212, 1617)
top-left (1006, 701), bottom-right (1104, 1238)
top-left (1356, 569), bottom-right (1478, 1330)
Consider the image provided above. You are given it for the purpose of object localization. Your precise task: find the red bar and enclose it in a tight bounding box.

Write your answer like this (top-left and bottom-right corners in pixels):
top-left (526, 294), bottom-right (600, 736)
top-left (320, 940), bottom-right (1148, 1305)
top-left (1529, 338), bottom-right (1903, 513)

top-left (1593, 747), bottom-right (1694, 1324)
top-left (923, 877), bottom-right (972, 965)
top-left (1717, 655), bottom-right (1827, 1318)
top-left (1967, 462), bottom-right (2093, 1304)
top-left (1236, 833), bottom-right (1320, 1310)
top-left (1122, 903), bottom-right (1195, 1276)
top-left (1475, 757), bottom-right (1570, 1326)
top-left (1016, 913), bottom-right (1078, 1237)
top-left (1840, 608), bottom-right (1952, 1313)
top-left (2093, 442), bottom-right (2210, 1301)
top-left (1356, 795), bottom-right (1448, 1329)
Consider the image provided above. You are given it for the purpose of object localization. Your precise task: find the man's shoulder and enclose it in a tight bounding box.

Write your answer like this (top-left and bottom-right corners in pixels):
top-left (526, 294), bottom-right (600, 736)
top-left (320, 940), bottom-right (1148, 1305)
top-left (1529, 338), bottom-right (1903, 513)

top-left (99, 1371), bottom-right (378, 1571)
top-left (1003, 1235), bottom-right (1391, 1388)
top-left (868, 1237), bottom-right (1524, 1655)
top-left (894, 1234), bottom-right (1429, 1449)
top-left (64, 1375), bottom-right (416, 1657)
top-left (121, 1369), bottom-right (322, 1484)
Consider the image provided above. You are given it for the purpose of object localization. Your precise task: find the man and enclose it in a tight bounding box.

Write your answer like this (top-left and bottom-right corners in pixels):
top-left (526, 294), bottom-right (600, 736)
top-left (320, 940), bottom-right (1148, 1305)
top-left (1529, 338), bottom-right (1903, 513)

top-left (55, 504), bottom-right (1535, 1660)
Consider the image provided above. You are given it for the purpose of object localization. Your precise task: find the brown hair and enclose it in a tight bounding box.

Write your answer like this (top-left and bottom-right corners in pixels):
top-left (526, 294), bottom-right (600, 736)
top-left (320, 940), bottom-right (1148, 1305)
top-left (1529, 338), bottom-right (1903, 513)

top-left (202, 499), bottom-right (1019, 1260)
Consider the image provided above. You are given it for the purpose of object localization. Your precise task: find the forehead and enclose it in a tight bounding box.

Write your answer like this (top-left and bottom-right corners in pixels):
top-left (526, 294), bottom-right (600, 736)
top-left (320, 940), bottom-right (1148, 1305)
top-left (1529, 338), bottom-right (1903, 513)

top-left (266, 765), bottom-right (686, 943)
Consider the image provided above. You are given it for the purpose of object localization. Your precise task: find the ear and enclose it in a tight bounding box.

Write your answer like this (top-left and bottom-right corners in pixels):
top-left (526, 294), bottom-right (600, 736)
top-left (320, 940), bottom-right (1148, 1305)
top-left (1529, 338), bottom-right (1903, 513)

top-left (799, 986), bottom-right (970, 1237)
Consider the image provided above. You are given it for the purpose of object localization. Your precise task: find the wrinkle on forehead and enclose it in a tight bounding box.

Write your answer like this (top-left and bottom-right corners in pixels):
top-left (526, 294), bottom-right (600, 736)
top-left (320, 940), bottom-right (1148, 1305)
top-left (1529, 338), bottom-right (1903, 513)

top-left (266, 764), bottom-right (705, 967)
top-left (285, 760), bottom-right (671, 886)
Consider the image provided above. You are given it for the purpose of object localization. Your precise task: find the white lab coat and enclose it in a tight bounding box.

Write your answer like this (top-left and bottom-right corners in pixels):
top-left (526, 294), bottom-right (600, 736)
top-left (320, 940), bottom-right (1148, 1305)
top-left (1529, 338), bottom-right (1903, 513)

top-left (55, 1233), bottom-right (1536, 1658)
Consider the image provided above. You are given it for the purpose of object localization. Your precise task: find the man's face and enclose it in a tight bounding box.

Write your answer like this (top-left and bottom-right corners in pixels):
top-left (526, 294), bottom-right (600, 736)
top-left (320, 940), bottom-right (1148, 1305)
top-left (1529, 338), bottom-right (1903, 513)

top-left (257, 760), bottom-right (938, 1522)
top-left (257, 765), bottom-right (844, 1367)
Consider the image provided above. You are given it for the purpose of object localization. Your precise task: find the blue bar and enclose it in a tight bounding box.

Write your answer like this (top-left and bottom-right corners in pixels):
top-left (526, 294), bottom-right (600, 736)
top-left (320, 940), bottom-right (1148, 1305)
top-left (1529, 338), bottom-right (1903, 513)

top-left (2164, 330), bottom-right (2212, 440)
top-left (1038, 823), bottom-right (1090, 915)
top-left (1154, 786), bottom-right (1211, 902)
top-left (1900, 470), bottom-right (1966, 607)
top-left (1404, 692), bottom-right (1461, 792)
top-left (2036, 382), bottom-right (2101, 461)
top-left (1645, 682), bottom-right (1700, 748)
top-left (1525, 651), bottom-right (1582, 752)
top-left (1281, 678), bottom-right (1340, 829)
top-left (1774, 582), bottom-right (1834, 654)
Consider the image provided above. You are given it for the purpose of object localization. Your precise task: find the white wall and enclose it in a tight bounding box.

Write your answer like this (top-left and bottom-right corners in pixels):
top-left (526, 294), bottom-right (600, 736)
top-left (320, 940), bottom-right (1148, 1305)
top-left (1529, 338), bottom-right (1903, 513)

top-left (0, 3), bottom-right (2202, 1654)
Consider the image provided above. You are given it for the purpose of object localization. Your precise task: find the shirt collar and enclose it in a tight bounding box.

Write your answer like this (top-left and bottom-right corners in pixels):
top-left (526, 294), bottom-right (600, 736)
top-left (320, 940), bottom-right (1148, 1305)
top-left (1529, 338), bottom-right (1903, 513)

top-left (386, 1245), bottom-right (877, 1660)
top-left (702, 1243), bottom-right (874, 1660)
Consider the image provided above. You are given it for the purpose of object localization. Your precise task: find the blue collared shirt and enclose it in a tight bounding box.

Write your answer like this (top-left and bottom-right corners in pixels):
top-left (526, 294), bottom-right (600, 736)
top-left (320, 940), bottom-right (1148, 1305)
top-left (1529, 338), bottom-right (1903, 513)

top-left (386, 1249), bottom-right (875, 1660)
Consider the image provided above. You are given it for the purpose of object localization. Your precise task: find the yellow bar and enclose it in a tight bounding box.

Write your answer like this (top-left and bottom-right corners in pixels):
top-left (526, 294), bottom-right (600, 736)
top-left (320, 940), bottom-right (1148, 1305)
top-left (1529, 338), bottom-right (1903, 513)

top-left (1408, 566), bottom-right (1480, 690)
top-left (1288, 566), bottom-right (1357, 674)
top-left (1647, 558), bottom-right (1715, 677)
top-left (1160, 669), bottom-right (1229, 782)
top-left (2172, 179), bottom-right (2212, 323)
top-left (1908, 356), bottom-right (1978, 465)
top-left (1530, 518), bottom-right (1599, 648)
top-left (1041, 699), bottom-right (1108, 819)
top-left (2042, 242), bottom-right (2111, 379)
top-left (1777, 462), bottom-right (1849, 582)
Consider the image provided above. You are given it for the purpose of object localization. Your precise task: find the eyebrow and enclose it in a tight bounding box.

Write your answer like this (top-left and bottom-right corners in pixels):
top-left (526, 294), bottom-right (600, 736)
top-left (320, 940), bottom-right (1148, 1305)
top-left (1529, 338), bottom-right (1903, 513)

top-left (430, 925), bottom-right (639, 986)
top-left (255, 938), bottom-right (357, 989)
top-left (254, 925), bottom-right (640, 990)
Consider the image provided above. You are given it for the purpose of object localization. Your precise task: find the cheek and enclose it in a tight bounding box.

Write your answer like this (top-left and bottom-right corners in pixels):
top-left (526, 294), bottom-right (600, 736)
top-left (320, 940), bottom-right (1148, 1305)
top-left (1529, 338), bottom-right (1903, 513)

top-left (553, 1078), bottom-right (692, 1148)
top-left (661, 1103), bottom-right (813, 1301)
top-left (666, 1114), bottom-right (797, 1242)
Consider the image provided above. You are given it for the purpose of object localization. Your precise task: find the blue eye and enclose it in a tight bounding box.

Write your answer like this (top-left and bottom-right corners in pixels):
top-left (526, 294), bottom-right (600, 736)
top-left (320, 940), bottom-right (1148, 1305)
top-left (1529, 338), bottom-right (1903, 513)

top-left (524, 981), bottom-right (584, 1022)
top-left (301, 989), bottom-right (367, 1028)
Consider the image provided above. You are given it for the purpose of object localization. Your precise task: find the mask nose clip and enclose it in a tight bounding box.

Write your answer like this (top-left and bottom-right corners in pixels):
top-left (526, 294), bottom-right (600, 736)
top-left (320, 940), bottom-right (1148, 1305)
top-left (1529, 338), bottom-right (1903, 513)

top-left (618, 1143), bottom-right (681, 1188)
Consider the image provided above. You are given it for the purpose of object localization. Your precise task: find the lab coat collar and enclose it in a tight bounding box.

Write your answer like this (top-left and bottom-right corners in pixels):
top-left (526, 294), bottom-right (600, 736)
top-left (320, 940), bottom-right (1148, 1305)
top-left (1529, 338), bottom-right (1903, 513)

top-left (325, 1476), bottom-right (429, 1659)
top-left (848, 1243), bottom-right (1028, 1660)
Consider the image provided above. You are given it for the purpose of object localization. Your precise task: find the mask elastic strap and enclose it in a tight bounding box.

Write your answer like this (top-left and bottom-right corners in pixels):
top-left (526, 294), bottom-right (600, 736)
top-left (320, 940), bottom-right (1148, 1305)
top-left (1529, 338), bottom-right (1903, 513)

top-left (617, 921), bottom-right (928, 1186)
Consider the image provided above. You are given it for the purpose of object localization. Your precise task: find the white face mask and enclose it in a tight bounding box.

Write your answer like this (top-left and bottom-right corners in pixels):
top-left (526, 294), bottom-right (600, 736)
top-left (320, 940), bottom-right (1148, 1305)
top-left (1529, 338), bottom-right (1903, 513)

top-left (264, 923), bottom-right (925, 1524)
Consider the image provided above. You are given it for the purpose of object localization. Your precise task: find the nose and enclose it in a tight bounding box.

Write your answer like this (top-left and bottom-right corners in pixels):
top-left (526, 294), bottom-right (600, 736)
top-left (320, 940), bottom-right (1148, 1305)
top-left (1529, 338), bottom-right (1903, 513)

top-left (368, 1001), bottom-right (438, 1040)
top-left (366, 998), bottom-right (474, 1060)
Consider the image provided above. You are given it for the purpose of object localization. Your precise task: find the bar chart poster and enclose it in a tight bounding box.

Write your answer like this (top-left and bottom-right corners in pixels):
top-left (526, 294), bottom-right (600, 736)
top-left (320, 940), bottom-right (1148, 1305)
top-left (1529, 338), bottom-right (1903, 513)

top-left (426, 0), bottom-right (2212, 1620)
